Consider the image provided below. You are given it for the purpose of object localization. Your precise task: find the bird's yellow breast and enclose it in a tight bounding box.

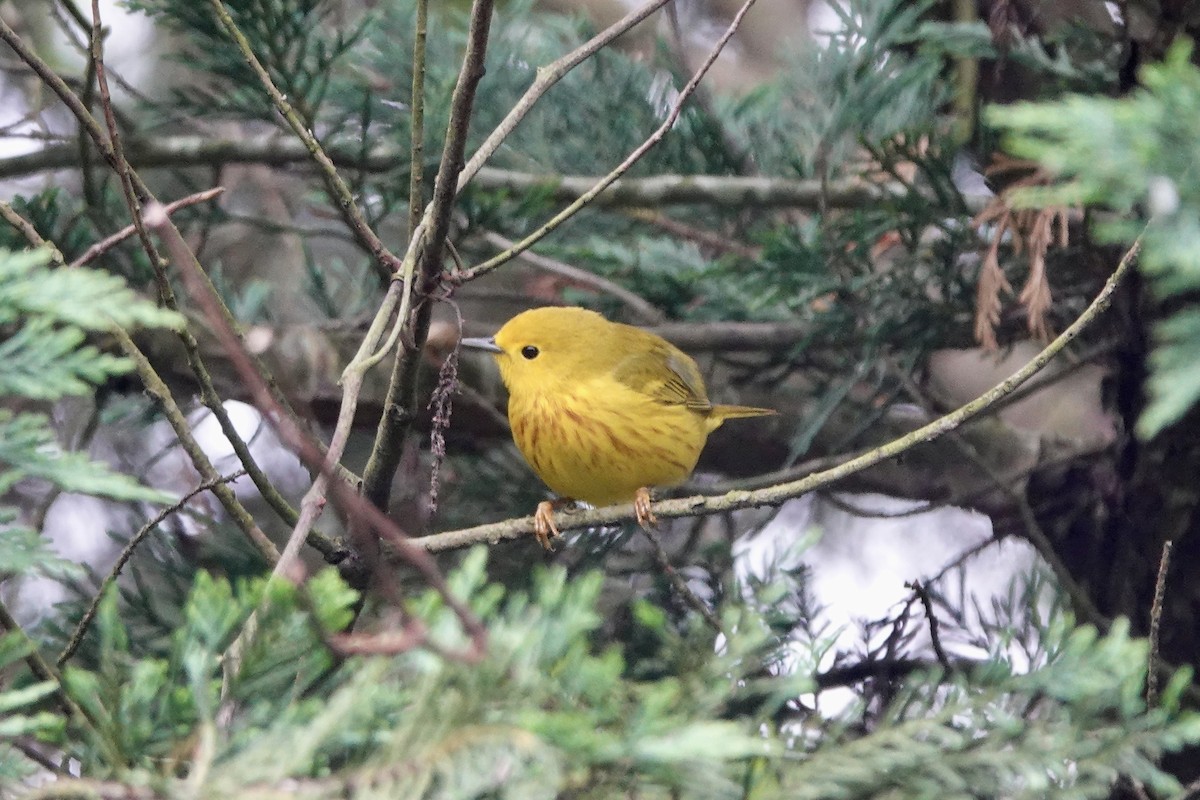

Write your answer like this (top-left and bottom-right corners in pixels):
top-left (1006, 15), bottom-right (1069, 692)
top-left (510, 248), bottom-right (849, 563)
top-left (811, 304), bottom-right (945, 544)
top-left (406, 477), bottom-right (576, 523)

top-left (507, 382), bottom-right (709, 508)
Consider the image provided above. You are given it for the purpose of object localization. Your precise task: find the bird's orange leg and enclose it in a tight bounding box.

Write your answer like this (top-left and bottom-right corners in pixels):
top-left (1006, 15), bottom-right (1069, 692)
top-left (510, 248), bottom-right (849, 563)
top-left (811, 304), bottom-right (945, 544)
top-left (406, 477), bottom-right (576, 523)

top-left (634, 487), bottom-right (657, 529)
top-left (533, 499), bottom-right (572, 550)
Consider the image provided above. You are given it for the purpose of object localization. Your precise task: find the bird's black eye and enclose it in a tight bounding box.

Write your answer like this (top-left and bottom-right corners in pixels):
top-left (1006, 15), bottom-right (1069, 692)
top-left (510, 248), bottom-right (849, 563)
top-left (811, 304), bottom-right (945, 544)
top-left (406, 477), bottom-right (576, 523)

top-left (521, 345), bottom-right (540, 360)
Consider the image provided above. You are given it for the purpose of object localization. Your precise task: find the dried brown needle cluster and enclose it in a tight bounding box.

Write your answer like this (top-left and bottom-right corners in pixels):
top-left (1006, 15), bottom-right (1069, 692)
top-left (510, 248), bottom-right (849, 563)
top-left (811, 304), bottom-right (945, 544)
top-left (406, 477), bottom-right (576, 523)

top-left (972, 157), bottom-right (1072, 349)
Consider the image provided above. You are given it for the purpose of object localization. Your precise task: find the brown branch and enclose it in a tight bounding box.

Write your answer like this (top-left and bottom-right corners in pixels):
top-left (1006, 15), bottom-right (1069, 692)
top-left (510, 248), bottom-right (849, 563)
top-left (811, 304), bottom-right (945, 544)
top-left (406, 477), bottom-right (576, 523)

top-left (145, 203), bottom-right (487, 660)
top-left (0, 137), bottom-right (933, 211)
top-left (413, 237), bottom-right (1139, 554)
top-left (1146, 538), bottom-right (1173, 706)
top-left (70, 187), bottom-right (225, 267)
top-left (469, 169), bottom-right (913, 211)
top-left (640, 526), bottom-right (723, 633)
top-left (359, 0), bottom-right (495, 511)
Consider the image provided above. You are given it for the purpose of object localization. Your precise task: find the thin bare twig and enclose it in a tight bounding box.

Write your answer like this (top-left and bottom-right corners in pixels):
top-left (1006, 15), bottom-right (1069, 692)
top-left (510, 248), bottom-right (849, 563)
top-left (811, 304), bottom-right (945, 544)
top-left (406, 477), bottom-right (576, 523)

top-left (56, 470), bottom-right (248, 667)
top-left (85, 0), bottom-right (287, 566)
top-left (407, 0), bottom-right (428, 241)
top-left (1146, 538), bottom-right (1174, 706)
top-left (906, 580), bottom-right (952, 672)
top-left (144, 204), bottom-right (487, 661)
top-left (478, 229), bottom-right (665, 323)
top-left (359, 0), bottom-right (495, 511)
top-left (207, 0), bottom-right (401, 282)
top-left (639, 526), bottom-right (723, 634)
top-left (71, 187), bottom-right (225, 267)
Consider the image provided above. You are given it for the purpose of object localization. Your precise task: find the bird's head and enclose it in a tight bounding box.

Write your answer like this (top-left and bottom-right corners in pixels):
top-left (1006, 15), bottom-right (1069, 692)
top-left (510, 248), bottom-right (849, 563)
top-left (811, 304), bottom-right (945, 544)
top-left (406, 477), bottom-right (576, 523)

top-left (461, 306), bottom-right (609, 394)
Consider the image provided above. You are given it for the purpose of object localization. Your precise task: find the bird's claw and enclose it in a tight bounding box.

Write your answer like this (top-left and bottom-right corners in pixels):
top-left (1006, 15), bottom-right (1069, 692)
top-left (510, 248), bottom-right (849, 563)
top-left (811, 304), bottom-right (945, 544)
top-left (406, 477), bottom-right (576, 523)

top-left (634, 487), bottom-right (657, 529)
top-left (534, 500), bottom-right (562, 551)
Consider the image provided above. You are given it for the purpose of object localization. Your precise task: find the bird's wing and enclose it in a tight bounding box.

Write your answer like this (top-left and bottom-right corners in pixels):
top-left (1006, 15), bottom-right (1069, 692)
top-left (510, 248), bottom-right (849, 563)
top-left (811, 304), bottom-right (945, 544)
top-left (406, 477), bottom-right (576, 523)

top-left (611, 343), bottom-right (712, 411)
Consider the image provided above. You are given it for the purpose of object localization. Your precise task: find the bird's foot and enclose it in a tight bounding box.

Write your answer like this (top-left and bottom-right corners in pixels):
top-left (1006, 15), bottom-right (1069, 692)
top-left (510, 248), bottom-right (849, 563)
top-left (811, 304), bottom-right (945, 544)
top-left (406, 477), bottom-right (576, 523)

top-left (534, 500), bottom-right (565, 551)
top-left (634, 487), bottom-right (657, 529)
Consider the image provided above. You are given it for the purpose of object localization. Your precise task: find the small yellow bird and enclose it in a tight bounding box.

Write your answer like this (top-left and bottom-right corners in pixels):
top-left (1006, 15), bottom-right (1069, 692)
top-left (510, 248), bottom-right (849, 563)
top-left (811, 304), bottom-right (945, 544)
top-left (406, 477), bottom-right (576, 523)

top-left (461, 306), bottom-right (774, 549)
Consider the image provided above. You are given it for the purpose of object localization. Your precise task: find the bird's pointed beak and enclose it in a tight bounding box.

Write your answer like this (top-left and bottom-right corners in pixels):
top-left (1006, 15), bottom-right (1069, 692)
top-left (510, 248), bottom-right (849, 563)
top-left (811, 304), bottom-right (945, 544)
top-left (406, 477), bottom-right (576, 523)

top-left (460, 335), bottom-right (502, 354)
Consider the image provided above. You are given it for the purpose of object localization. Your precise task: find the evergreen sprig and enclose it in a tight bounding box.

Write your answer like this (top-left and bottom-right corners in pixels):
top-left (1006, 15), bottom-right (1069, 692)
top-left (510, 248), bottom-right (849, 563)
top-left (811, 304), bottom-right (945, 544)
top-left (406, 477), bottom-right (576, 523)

top-left (992, 40), bottom-right (1200, 436)
top-left (9, 550), bottom-right (1197, 798)
top-left (0, 248), bottom-right (180, 503)
top-left (125, 0), bottom-right (365, 121)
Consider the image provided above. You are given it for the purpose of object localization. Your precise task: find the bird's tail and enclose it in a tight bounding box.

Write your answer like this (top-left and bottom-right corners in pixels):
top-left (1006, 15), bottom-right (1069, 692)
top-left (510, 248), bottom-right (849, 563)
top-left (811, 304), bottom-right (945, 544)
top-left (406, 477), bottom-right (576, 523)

top-left (708, 404), bottom-right (776, 431)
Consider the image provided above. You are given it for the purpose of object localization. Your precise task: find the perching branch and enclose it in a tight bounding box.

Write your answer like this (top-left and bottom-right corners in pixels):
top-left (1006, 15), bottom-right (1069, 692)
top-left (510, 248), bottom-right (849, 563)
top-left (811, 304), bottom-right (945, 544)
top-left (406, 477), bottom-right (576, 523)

top-left (413, 237), bottom-right (1140, 553)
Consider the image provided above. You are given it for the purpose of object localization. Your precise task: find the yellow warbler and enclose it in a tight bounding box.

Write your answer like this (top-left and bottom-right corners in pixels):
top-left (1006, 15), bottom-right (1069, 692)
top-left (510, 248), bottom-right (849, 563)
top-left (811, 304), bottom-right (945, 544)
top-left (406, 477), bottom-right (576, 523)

top-left (461, 307), bottom-right (774, 549)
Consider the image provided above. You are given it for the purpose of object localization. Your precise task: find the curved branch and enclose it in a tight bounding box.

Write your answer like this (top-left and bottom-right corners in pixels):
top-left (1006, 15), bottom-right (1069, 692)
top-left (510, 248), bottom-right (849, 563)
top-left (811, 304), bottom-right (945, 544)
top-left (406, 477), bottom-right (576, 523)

top-left (478, 229), bottom-right (666, 323)
top-left (56, 470), bottom-right (249, 667)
